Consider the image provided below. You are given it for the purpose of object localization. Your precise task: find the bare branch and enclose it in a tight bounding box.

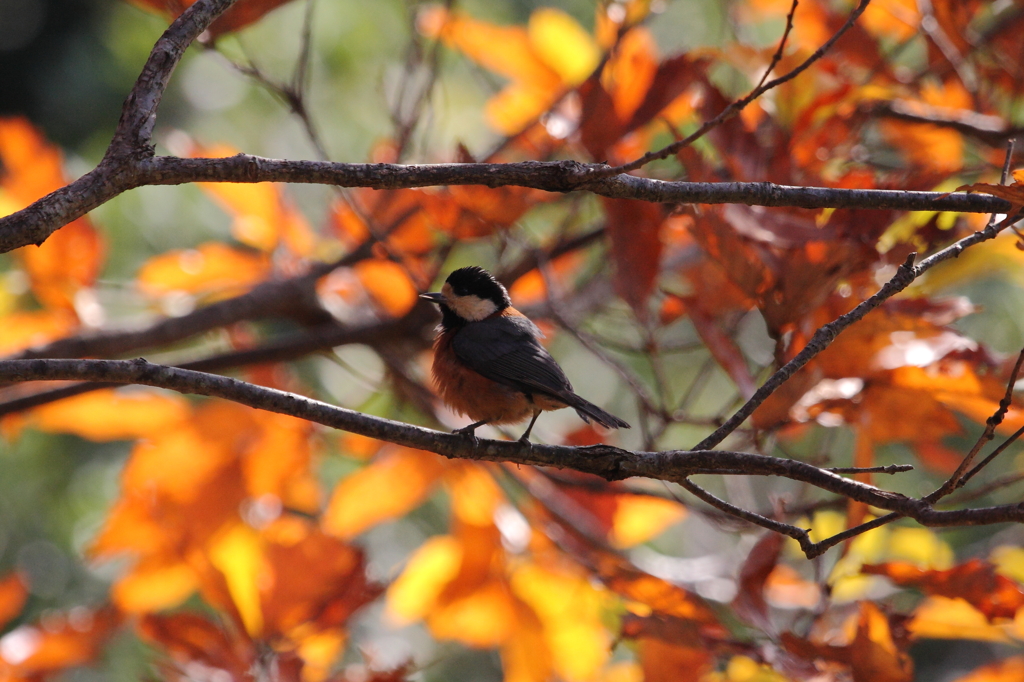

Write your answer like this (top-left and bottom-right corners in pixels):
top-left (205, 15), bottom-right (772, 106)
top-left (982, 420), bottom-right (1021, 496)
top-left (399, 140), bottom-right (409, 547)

top-left (3, 358), bottom-right (1024, 544)
top-left (0, 155), bottom-right (1014, 255)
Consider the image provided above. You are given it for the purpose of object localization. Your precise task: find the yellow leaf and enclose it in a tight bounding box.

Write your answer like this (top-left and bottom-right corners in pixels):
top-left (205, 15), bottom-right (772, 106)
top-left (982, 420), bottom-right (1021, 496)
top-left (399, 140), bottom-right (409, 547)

top-left (428, 580), bottom-right (518, 647)
top-left (991, 546), bottom-right (1024, 584)
top-left (527, 8), bottom-right (599, 86)
top-left (386, 535), bottom-right (463, 624)
top-left (208, 523), bottom-right (266, 637)
top-left (296, 629), bottom-right (347, 682)
top-left (887, 527), bottom-right (954, 570)
top-left (511, 563), bottom-right (610, 681)
top-left (323, 448), bottom-right (445, 540)
top-left (908, 597), bottom-right (1011, 642)
top-left (609, 495), bottom-right (686, 548)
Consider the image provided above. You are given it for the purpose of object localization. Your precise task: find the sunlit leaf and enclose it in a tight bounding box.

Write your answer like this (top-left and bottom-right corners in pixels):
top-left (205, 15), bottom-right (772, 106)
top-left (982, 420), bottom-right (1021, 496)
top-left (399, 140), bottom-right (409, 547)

top-left (0, 118), bottom-right (105, 312)
top-left (863, 560), bottom-right (1024, 620)
top-left (428, 580), bottom-right (518, 647)
top-left (189, 142), bottom-right (316, 255)
top-left (386, 535), bottom-right (463, 624)
top-left (323, 447), bottom-right (445, 540)
top-left (908, 597), bottom-right (1013, 642)
top-left (137, 242), bottom-right (271, 298)
top-left (28, 388), bottom-right (191, 442)
top-left (112, 560), bottom-right (198, 613)
top-left (209, 522), bottom-right (266, 637)
top-left (0, 309), bottom-right (78, 356)
top-left (609, 495), bottom-right (686, 548)
top-left (510, 562), bottom-right (611, 681)
top-left (353, 259), bottom-right (420, 317)
top-left (527, 8), bottom-right (600, 86)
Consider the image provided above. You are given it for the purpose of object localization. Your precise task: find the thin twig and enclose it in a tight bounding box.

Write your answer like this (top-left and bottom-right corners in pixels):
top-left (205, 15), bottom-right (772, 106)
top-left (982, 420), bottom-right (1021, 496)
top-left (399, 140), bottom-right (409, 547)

top-left (754, 0), bottom-right (799, 90)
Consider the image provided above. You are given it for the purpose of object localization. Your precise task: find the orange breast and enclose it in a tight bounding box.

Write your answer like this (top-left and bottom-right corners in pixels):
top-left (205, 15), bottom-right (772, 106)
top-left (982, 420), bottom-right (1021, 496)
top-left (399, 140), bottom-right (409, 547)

top-left (431, 330), bottom-right (536, 424)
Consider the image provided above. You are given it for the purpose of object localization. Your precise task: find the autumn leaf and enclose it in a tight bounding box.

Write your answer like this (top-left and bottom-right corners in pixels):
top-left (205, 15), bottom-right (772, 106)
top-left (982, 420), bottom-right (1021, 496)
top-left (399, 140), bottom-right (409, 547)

top-left (0, 118), bottom-right (105, 313)
top-left (136, 242), bottom-right (271, 299)
top-left (125, 0), bottom-right (299, 37)
top-left (0, 573), bottom-right (28, 630)
top-left (863, 560), bottom-right (1024, 621)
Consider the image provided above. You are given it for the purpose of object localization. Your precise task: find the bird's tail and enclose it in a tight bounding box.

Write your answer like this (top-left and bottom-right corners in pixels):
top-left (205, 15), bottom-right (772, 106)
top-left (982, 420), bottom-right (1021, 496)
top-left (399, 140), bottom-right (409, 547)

top-left (563, 393), bottom-right (630, 430)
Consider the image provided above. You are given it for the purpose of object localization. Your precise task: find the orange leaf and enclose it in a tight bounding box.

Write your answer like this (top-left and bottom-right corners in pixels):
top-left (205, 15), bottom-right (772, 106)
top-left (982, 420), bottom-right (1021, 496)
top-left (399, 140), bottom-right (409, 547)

top-left (190, 143), bottom-right (315, 255)
top-left (260, 520), bottom-right (382, 636)
top-left (353, 259), bottom-right (419, 317)
top-left (427, 580), bottom-right (519, 647)
top-left (419, 7), bottom-right (561, 91)
top-left (863, 559), bottom-right (1024, 620)
top-left (323, 448), bottom-right (445, 540)
top-left (418, 6), bottom-right (564, 134)
top-left (17, 218), bottom-right (105, 312)
top-left (955, 181), bottom-right (1024, 212)
top-left (637, 638), bottom-right (712, 682)
top-left (0, 309), bottom-right (78, 356)
top-left (28, 388), bottom-right (190, 442)
top-left (136, 242), bottom-right (270, 298)
top-left (0, 608), bottom-right (119, 674)
top-left (111, 560), bottom-right (198, 613)
top-left (0, 118), bottom-right (104, 312)
top-left (601, 28), bottom-right (658, 123)
top-left (0, 573), bottom-right (28, 631)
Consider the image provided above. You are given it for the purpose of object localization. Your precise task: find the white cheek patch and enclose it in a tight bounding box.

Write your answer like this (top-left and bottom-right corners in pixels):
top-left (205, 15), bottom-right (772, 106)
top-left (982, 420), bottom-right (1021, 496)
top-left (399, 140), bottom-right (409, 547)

top-left (449, 294), bottom-right (498, 321)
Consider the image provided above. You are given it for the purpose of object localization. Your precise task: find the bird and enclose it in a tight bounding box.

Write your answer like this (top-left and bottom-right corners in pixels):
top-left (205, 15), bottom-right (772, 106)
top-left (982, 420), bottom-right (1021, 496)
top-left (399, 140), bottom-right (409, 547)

top-left (420, 266), bottom-right (630, 442)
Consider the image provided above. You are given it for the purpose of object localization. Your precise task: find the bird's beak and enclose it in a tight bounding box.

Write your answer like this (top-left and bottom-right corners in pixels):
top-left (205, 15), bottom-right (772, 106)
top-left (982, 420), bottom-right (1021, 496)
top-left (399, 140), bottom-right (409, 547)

top-left (419, 292), bottom-right (445, 305)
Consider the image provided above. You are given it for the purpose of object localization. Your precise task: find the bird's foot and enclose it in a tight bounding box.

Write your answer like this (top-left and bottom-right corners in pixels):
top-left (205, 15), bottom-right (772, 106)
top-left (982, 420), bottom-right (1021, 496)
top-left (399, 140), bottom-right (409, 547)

top-left (517, 433), bottom-right (532, 445)
top-left (454, 420), bottom-right (487, 441)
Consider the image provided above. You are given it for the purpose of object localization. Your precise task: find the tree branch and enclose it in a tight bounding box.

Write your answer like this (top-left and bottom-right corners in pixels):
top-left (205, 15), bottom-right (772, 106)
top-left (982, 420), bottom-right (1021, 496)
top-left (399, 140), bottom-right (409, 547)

top-left (3, 358), bottom-right (1023, 554)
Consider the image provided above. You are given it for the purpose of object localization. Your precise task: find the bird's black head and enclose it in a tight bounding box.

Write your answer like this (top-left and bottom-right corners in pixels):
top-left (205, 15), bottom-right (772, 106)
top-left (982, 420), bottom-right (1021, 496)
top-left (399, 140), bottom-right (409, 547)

top-left (445, 266), bottom-right (511, 309)
top-left (420, 266), bottom-right (511, 328)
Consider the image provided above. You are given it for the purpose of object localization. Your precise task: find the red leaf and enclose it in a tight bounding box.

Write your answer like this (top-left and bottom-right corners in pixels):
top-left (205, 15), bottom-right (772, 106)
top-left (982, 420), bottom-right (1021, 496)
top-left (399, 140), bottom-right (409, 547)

top-left (603, 198), bottom-right (664, 319)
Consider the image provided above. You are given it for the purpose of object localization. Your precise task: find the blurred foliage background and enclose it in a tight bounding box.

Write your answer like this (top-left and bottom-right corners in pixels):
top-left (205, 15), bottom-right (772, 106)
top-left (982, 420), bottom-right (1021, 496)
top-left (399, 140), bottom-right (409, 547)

top-left (4, 1), bottom-right (1024, 682)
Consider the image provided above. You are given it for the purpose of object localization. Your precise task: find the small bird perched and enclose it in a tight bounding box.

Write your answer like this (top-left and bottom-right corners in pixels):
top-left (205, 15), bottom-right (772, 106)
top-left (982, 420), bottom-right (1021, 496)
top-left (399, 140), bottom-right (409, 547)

top-left (420, 266), bottom-right (630, 442)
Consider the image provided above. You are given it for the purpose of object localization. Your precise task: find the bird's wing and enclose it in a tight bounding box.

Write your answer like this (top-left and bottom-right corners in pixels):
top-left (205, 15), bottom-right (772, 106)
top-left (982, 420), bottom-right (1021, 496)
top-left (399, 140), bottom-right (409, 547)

top-left (451, 315), bottom-right (573, 397)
